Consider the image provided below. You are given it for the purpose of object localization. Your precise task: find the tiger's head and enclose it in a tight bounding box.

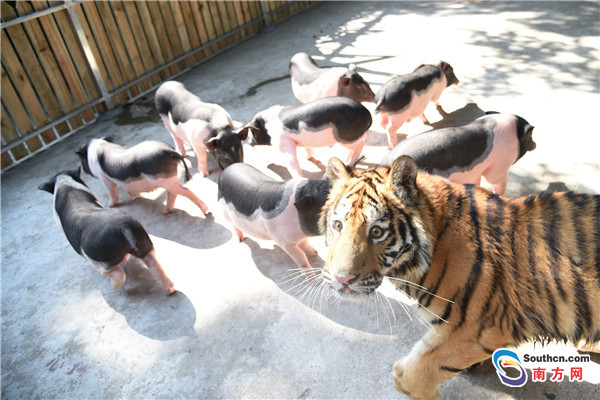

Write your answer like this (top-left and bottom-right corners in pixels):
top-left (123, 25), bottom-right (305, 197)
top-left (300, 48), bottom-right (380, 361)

top-left (319, 156), bottom-right (433, 301)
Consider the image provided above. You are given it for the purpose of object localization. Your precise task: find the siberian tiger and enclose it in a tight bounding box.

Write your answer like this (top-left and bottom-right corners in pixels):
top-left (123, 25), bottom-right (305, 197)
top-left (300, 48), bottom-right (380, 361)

top-left (319, 155), bottom-right (600, 400)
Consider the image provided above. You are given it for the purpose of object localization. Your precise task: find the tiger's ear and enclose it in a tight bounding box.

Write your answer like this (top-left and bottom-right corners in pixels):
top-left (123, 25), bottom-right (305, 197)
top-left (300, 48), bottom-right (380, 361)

top-left (326, 157), bottom-right (352, 184)
top-left (387, 156), bottom-right (418, 200)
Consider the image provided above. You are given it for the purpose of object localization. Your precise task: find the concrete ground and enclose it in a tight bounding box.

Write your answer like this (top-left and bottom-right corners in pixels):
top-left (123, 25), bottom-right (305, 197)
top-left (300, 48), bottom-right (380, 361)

top-left (2, 1), bottom-right (599, 399)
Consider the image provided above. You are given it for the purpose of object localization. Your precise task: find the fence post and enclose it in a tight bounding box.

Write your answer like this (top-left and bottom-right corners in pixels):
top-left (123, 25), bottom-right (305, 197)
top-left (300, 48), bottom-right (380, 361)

top-left (64, 0), bottom-right (113, 109)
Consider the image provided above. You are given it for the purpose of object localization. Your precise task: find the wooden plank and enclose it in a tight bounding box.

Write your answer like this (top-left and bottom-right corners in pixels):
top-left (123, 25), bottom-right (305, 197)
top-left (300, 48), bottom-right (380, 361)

top-left (31, 1), bottom-right (95, 123)
top-left (51, 5), bottom-right (102, 119)
top-left (80, 1), bottom-right (129, 103)
top-left (1, 66), bottom-right (33, 141)
top-left (215, 1), bottom-right (233, 48)
top-left (237, 0), bottom-right (253, 37)
top-left (178, 1), bottom-right (203, 64)
top-left (73, 4), bottom-right (119, 108)
top-left (158, 1), bottom-right (187, 73)
top-left (0, 30), bottom-right (58, 144)
top-left (169, 1), bottom-right (196, 67)
top-left (95, 1), bottom-right (140, 98)
top-left (134, 1), bottom-right (169, 81)
top-left (1, 28), bottom-right (47, 128)
top-left (122, 1), bottom-right (160, 86)
top-left (109, 1), bottom-right (150, 92)
top-left (3, 2), bottom-right (73, 134)
top-left (146, 1), bottom-right (179, 77)
top-left (189, 1), bottom-right (212, 59)
top-left (198, 1), bottom-right (220, 55)
top-left (2, 152), bottom-right (14, 170)
top-left (207, 1), bottom-right (226, 50)
top-left (224, 1), bottom-right (241, 43)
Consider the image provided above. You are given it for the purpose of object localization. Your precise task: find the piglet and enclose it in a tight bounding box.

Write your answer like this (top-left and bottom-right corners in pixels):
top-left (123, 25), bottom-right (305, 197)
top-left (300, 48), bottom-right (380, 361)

top-left (155, 81), bottom-right (247, 177)
top-left (241, 96), bottom-right (372, 177)
top-left (218, 162), bottom-right (330, 276)
top-left (380, 112), bottom-right (536, 194)
top-left (76, 137), bottom-right (209, 215)
top-left (38, 169), bottom-right (175, 295)
top-left (375, 61), bottom-right (459, 148)
top-left (289, 52), bottom-right (375, 104)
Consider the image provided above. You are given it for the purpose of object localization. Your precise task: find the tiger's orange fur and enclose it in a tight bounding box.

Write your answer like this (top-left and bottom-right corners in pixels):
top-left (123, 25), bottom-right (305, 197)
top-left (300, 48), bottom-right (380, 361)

top-left (320, 156), bottom-right (600, 400)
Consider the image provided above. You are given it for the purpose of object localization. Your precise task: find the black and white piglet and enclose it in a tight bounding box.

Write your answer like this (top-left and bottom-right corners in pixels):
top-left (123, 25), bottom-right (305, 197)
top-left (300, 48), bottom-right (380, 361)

top-left (375, 61), bottom-right (459, 148)
top-left (241, 96), bottom-right (372, 177)
top-left (76, 137), bottom-right (209, 215)
top-left (289, 52), bottom-right (375, 104)
top-left (38, 169), bottom-right (175, 295)
top-left (218, 162), bottom-right (331, 274)
top-left (155, 81), bottom-right (247, 177)
top-left (380, 113), bottom-right (536, 194)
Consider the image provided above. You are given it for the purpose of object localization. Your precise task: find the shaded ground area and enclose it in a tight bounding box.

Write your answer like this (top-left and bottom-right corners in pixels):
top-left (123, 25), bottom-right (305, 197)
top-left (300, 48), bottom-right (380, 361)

top-left (2, 1), bottom-right (599, 399)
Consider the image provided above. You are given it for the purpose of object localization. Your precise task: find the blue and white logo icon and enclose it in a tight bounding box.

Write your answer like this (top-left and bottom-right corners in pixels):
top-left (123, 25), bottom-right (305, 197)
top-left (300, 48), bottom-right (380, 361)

top-left (493, 348), bottom-right (528, 387)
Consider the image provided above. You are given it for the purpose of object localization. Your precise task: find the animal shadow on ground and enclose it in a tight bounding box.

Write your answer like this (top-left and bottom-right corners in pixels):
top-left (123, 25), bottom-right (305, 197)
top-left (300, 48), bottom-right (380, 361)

top-left (115, 196), bottom-right (232, 250)
top-left (244, 238), bottom-right (420, 336)
top-left (426, 102), bottom-right (486, 130)
top-left (100, 258), bottom-right (197, 341)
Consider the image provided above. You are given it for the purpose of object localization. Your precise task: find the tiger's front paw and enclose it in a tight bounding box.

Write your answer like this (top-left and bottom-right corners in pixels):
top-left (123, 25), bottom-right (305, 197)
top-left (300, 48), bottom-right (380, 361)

top-left (392, 359), bottom-right (406, 393)
top-left (393, 359), bottom-right (440, 400)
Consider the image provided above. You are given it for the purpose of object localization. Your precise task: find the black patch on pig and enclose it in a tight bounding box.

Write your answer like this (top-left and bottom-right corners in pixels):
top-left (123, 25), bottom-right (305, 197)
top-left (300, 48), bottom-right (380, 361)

top-left (218, 163), bottom-right (292, 219)
top-left (289, 52), bottom-right (323, 86)
top-left (381, 115), bottom-right (497, 176)
top-left (294, 179), bottom-right (331, 236)
top-left (278, 97), bottom-right (372, 143)
top-left (375, 64), bottom-right (443, 113)
top-left (155, 81), bottom-right (216, 124)
top-left (515, 114), bottom-right (536, 161)
top-left (93, 140), bottom-right (183, 182)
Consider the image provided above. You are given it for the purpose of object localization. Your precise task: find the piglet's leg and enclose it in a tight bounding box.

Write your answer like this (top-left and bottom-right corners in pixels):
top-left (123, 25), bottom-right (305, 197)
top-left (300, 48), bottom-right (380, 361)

top-left (343, 138), bottom-right (365, 166)
top-left (177, 186), bottom-right (210, 215)
top-left (173, 136), bottom-right (186, 158)
top-left (298, 239), bottom-right (318, 257)
top-left (234, 226), bottom-right (245, 242)
top-left (103, 265), bottom-right (126, 290)
top-left (100, 178), bottom-right (119, 207)
top-left (191, 141), bottom-right (210, 177)
top-left (386, 119), bottom-right (404, 149)
top-left (279, 137), bottom-right (302, 178)
top-left (142, 249), bottom-right (175, 295)
top-left (278, 242), bottom-right (315, 280)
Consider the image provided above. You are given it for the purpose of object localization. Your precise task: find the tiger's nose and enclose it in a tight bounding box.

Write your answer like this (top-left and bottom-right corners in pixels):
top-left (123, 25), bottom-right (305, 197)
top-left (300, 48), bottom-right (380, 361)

top-left (334, 273), bottom-right (357, 285)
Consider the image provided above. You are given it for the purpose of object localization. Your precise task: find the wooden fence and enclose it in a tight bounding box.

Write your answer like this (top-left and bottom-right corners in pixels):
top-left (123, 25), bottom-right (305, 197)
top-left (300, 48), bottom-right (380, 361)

top-left (0, 0), bottom-right (315, 170)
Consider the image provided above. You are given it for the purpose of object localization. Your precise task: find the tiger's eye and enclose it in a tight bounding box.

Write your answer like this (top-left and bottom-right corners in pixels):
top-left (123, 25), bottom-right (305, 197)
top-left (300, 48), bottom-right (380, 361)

top-left (370, 226), bottom-right (384, 239)
top-left (333, 220), bottom-right (343, 232)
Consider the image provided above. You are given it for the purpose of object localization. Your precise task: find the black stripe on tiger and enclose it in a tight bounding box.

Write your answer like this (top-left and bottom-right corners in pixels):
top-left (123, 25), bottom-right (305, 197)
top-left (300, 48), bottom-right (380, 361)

top-left (543, 194), bottom-right (566, 300)
top-left (455, 185), bottom-right (484, 329)
top-left (440, 365), bottom-right (465, 373)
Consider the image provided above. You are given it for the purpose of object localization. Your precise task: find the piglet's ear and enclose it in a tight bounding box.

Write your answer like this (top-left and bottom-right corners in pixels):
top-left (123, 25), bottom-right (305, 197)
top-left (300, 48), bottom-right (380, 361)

top-left (205, 137), bottom-right (221, 152)
top-left (340, 76), bottom-right (351, 87)
top-left (326, 157), bottom-right (352, 184)
top-left (101, 135), bottom-right (114, 143)
top-left (237, 127), bottom-right (249, 141)
top-left (38, 180), bottom-right (54, 194)
top-left (387, 156), bottom-right (418, 201)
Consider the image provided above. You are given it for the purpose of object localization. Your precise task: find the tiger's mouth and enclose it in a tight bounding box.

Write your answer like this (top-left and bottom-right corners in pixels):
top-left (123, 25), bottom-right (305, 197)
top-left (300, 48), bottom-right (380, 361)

top-left (322, 271), bottom-right (380, 300)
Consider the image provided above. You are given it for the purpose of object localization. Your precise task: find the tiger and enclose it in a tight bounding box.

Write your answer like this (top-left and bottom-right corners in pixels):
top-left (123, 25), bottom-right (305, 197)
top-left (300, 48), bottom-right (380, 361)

top-left (318, 155), bottom-right (600, 400)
